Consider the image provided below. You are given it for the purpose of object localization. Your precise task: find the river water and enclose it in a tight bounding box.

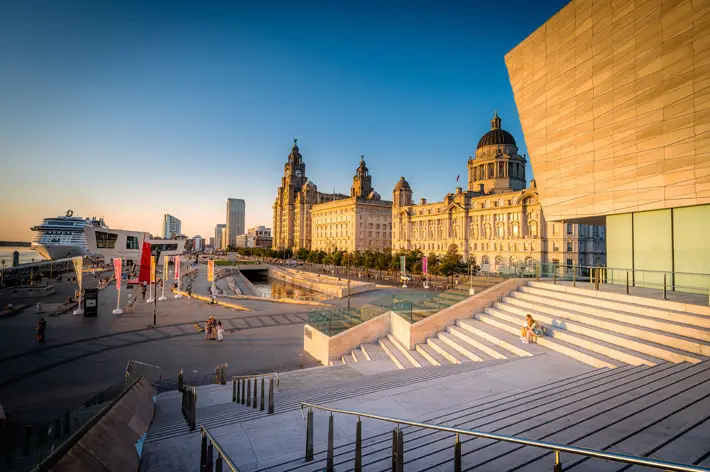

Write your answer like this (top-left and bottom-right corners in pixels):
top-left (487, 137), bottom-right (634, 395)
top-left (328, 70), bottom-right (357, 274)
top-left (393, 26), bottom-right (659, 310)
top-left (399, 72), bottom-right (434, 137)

top-left (0, 247), bottom-right (39, 265)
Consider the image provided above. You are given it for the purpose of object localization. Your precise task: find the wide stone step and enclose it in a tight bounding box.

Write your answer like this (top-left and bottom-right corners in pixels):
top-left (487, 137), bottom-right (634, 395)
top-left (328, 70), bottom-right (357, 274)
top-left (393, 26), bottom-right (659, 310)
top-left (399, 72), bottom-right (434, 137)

top-left (519, 284), bottom-right (710, 329)
top-left (387, 333), bottom-right (422, 368)
top-left (378, 337), bottom-right (410, 369)
top-left (512, 288), bottom-right (710, 340)
top-left (360, 343), bottom-right (389, 362)
top-left (456, 319), bottom-right (535, 358)
top-left (476, 312), bottom-right (620, 369)
top-left (438, 331), bottom-right (488, 361)
top-left (487, 305), bottom-right (665, 366)
top-left (416, 343), bottom-right (450, 366)
top-left (254, 362), bottom-right (645, 472)
top-left (426, 337), bottom-right (465, 364)
top-left (395, 362), bottom-right (710, 471)
top-left (446, 325), bottom-right (508, 360)
top-left (495, 299), bottom-right (704, 363)
top-left (322, 363), bottom-right (696, 472)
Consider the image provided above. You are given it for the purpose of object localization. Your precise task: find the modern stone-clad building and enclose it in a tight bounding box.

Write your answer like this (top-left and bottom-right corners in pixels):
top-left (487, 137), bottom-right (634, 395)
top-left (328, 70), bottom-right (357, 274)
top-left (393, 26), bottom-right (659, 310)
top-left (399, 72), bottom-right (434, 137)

top-left (310, 157), bottom-right (392, 252)
top-left (392, 114), bottom-right (606, 271)
top-left (505, 0), bottom-right (710, 285)
top-left (272, 140), bottom-right (348, 250)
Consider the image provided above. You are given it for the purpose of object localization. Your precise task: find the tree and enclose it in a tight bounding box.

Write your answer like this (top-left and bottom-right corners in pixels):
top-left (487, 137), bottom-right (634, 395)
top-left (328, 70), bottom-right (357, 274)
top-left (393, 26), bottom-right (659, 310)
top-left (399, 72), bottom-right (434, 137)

top-left (331, 251), bottom-right (343, 267)
top-left (296, 248), bottom-right (310, 261)
top-left (362, 250), bottom-right (376, 271)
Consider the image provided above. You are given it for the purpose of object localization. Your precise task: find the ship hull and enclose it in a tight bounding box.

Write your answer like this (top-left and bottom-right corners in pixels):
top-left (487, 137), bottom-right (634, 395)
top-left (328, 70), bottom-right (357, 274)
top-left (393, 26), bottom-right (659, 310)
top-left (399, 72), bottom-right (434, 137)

top-left (31, 243), bottom-right (88, 261)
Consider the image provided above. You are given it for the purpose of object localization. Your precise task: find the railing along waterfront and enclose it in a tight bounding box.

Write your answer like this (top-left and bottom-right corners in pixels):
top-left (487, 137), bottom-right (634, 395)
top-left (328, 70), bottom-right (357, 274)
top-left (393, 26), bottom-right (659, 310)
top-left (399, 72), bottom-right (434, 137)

top-left (300, 402), bottom-right (710, 472)
top-left (231, 373), bottom-right (279, 414)
top-left (200, 425), bottom-right (240, 472)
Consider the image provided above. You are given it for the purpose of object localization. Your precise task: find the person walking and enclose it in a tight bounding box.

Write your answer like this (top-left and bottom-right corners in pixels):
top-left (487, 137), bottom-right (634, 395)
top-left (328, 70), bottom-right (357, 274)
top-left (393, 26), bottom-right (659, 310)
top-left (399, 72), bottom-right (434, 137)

top-left (36, 317), bottom-right (46, 343)
top-left (141, 282), bottom-right (147, 300)
top-left (204, 319), bottom-right (211, 340)
top-left (187, 286), bottom-right (192, 303)
top-left (217, 321), bottom-right (224, 342)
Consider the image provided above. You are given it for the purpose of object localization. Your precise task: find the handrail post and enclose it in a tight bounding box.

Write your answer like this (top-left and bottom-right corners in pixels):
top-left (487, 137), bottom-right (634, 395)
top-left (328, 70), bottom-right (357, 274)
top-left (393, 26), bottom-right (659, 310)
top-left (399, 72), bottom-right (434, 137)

top-left (232, 378), bottom-right (237, 403)
top-left (327, 413), bottom-right (334, 472)
top-left (252, 377), bottom-right (258, 409)
top-left (241, 379), bottom-right (246, 404)
top-left (215, 455), bottom-right (223, 472)
top-left (178, 369), bottom-right (184, 391)
top-left (553, 271), bottom-right (556, 284)
top-left (392, 425), bottom-right (404, 472)
top-left (268, 376), bottom-right (275, 414)
top-left (246, 379), bottom-right (251, 406)
top-left (626, 271), bottom-right (629, 295)
top-left (206, 440), bottom-right (214, 472)
top-left (260, 377), bottom-right (265, 411)
top-left (572, 265), bottom-right (576, 287)
top-left (663, 273), bottom-right (667, 300)
top-left (305, 408), bottom-right (314, 461)
top-left (354, 417), bottom-right (362, 472)
top-left (200, 430), bottom-right (207, 471)
top-left (554, 450), bottom-right (562, 472)
top-left (454, 433), bottom-right (462, 472)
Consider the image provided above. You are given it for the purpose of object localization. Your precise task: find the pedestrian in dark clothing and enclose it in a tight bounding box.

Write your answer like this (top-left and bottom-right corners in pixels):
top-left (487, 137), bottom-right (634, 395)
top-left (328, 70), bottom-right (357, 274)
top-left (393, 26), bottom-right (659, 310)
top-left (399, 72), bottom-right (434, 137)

top-left (36, 318), bottom-right (46, 343)
top-left (141, 283), bottom-right (147, 300)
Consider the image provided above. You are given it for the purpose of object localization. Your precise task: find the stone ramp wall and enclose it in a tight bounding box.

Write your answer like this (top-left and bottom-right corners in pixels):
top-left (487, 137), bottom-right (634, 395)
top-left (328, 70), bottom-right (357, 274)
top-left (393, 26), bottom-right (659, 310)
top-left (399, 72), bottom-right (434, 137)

top-left (47, 378), bottom-right (156, 472)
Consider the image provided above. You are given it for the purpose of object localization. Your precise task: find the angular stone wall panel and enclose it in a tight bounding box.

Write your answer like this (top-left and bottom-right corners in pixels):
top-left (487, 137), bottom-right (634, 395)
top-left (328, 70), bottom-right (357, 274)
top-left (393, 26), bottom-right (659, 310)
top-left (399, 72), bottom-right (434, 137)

top-left (506, 0), bottom-right (708, 221)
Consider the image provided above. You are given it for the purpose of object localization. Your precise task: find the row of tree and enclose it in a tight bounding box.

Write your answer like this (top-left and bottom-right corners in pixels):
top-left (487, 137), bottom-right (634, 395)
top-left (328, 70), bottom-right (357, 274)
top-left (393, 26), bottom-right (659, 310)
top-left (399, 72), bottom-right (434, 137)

top-left (228, 245), bottom-right (479, 279)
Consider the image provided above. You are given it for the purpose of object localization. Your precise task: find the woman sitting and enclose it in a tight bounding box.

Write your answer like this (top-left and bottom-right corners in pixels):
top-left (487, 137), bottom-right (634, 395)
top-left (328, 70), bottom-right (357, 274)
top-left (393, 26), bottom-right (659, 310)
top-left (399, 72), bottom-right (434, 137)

top-left (521, 314), bottom-right (543, 344)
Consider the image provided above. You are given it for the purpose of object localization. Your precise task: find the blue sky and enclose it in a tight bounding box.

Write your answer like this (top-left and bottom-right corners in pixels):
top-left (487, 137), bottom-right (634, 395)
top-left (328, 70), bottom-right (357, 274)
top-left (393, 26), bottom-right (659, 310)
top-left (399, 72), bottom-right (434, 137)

top-left (0, 0), bottom-right (568, 241)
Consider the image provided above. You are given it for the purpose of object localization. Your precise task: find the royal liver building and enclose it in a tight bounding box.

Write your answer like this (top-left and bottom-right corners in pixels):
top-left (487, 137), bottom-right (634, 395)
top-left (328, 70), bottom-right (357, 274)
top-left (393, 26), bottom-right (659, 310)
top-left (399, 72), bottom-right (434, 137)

top-left (392, 114), bottom-right (607, 271)
top-left (272, 140), bottom-right (347, 250)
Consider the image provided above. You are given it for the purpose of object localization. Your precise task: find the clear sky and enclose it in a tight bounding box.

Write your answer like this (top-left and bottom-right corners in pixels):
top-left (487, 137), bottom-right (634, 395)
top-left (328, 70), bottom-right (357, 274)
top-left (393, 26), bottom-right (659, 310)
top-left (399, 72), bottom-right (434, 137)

top-left (0, 0), bottom-right (568, 242)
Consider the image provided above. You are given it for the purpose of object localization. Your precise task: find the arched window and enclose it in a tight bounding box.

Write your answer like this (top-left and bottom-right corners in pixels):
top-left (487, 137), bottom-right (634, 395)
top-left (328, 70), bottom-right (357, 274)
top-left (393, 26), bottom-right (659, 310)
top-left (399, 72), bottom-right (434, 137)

top-left (483, 200), bottom-right (490, 209)
top-left (511, 222), bottom-right (519, 238)
top-left (498, 161), bottom-right (505, 177)
top-left (482, 255), bottom-right (490, 266)
top-left (528, 221), bottom-right (538, 237)
top-left (488, 163), bottom-right (494, 178)
top-left (495, 256), bottom-right (504, 270)
top-left (509, 256), bottom-right (518, 267)
top-left (497, 224), bottom-right (505, 238)
top-left (471, 225), bottom-right (478, 239)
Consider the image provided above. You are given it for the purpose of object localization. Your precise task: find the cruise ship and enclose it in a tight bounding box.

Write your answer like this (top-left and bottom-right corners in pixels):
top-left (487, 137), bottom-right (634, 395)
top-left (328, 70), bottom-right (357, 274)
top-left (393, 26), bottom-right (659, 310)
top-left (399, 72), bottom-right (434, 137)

top-left (31, 210), bottom-right (108, 260)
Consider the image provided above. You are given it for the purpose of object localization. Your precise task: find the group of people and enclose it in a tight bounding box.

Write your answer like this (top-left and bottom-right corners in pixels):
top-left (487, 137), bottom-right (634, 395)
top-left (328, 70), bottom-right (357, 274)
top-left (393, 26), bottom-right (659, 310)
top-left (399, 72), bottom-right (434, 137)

top-left (204, 316), bottom-right (224, 342)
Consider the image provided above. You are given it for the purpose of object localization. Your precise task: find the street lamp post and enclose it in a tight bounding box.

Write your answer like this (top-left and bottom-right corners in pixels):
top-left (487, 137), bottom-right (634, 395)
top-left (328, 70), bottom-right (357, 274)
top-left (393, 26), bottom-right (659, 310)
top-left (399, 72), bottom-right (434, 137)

top-left (469, 259), bottom-right (475, 296)
top-left (347, 257), bottom-right (351, 311)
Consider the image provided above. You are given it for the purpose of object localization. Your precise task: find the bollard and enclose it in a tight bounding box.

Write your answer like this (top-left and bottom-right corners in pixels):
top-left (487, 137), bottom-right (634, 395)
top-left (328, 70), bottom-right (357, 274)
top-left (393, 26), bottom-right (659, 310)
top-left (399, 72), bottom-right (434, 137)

top-left (232, 378), bottom-right (237, 403)
top-left (454, 433), bottom-right (461, 472)
top-left (206, 442), bottom-right (214, 472)
top-left (63, 412), bottom-right (70, 436)
top-left (553, 272), bottom-right (557, 284)
top-left (215, 366), bottom-right (220, 385)
top-left (246, 379), bottom-right (251, 406)
top-left (22, 425), bottom-right (31, 456)
top-left (572, 266), bottom-right (576, 287)
top-left (305, 409), bottom-right (314, 461)
top-left (354, 418), bottom-right (362, 471)
top-left (268, 377), bottom-right (275, 414)
top-left (241, 379), bottom-right (246, 404)
top-left (260, 377), bottom-right (265, 411)
top-left (391, 426), bottom-right (404, 472)
top-left (253, 377), bottom-right (257, 409)
top-left (554, 450), bottom-right (562, 472)
top-left (178, 369), bottom-right (184, 392)
top-left (327, 414), bottom-right (334, 471)
top-left (200, 432), bottom-right (207, 471)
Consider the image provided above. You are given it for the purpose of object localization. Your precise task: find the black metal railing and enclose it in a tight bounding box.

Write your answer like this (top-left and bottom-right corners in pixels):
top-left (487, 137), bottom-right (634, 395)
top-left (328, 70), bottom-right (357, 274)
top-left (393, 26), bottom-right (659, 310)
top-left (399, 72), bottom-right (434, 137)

top-left (300, 402), bottom-right (710, 472)
top-left (200, 425), bottom-right (240, 472)
top-left (181, 385), bottom-right (196, 431)
top-left (231, 373), bottom-right (279, 414)
top-left (215, 363), bottom-right (228, 385)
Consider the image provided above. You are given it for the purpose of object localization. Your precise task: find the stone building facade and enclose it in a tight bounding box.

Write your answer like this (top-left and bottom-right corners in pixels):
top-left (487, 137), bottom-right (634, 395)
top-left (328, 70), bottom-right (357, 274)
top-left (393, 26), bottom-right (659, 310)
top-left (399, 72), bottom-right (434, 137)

top-left (392, 114), bottom-right (606, 272)
top-left (272, 140), bottom-right (347, 250)
top-left (311, 157), bottom-right (392, 252)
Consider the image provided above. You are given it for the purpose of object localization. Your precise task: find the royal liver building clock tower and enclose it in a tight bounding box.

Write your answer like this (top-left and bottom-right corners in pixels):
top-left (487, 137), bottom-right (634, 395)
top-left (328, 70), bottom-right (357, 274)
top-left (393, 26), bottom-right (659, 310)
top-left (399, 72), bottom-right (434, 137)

top-left (273, 139), bottom-right (311, 250)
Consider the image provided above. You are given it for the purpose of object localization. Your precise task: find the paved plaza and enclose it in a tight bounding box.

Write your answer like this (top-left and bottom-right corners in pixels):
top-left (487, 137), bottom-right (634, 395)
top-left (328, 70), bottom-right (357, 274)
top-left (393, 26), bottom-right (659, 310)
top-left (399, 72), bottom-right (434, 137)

top-left (0, 266), bottom-right (432, 426)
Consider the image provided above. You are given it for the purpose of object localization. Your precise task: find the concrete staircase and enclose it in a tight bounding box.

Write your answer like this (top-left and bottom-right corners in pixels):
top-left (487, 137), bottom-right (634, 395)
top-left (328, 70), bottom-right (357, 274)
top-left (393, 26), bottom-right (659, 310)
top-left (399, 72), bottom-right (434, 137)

top-left (140, 357), bottom-right (710, 471)
top-left (373, 281), bottom-right (710, 370)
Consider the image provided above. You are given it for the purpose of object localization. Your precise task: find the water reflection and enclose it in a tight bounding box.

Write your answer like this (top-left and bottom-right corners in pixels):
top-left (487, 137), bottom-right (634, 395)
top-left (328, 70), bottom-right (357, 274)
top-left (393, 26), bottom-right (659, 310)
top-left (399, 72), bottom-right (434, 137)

top-left (247, 275), bottom-right (331, 301)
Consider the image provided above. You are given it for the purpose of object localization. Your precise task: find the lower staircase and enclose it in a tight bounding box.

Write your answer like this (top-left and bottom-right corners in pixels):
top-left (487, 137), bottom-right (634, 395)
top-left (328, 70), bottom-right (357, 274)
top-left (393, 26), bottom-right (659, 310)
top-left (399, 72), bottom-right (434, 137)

top-left (349, 280), bottom-right (710, 370)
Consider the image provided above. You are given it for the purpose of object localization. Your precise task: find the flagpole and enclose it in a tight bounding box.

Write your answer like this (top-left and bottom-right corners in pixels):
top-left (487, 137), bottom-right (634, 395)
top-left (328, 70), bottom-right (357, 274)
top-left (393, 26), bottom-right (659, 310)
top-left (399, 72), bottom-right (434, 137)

top-left (175, 256), bottom-right (182, 298)
top-left (158, 255), bottom-right (167, 301)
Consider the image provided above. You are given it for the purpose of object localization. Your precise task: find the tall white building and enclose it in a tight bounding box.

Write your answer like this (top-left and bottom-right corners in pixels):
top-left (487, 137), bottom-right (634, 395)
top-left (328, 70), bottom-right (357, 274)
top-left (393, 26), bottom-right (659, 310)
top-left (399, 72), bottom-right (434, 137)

top-left (215, 224), bottom-right (226, 250)
top-left (162, 214), bottom-right (182, 239)
top-left (193, 235), bottom-right (204, 253)
top-left (226, 198), bottom-right (245, 248)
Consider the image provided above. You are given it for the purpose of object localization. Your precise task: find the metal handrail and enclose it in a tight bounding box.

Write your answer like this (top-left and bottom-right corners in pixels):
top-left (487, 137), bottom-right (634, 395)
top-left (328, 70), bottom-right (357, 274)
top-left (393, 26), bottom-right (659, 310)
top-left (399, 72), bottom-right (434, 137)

top-left (300, 402), bottom-right (710, 472)
top-left (232, 372), bottom-right (279, 384)
top-left (200, 425), bottom-right (240, 471)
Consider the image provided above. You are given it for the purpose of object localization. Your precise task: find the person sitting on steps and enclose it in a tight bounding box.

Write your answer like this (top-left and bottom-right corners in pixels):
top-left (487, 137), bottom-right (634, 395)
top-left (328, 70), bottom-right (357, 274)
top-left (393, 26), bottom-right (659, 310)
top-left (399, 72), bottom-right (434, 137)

top-left (521, 314), bottom-right (543, 344)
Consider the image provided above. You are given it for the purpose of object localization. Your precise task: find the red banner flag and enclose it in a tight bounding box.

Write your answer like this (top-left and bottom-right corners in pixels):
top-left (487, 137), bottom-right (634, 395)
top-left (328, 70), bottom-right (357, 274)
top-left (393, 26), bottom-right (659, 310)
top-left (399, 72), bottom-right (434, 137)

top-left (113, 258), bottom-right (122, 283)
top-left (138, 242), bottom-right (152, 283)
top-left (174, 255), bottom-right (180, 280)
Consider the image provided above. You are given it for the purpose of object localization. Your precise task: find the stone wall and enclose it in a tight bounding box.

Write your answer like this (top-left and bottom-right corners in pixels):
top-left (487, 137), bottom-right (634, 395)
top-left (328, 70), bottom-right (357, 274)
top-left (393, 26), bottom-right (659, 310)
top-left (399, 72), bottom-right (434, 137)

top-left (303, 312), bottom-right (392, 364)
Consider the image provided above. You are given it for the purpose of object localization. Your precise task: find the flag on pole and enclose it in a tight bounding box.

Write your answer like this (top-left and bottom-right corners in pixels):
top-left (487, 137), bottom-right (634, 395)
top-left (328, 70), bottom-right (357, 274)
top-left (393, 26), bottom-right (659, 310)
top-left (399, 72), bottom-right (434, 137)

top-left (71, 256), bottom-right (83, 288)
top-left (456, 175), bottom-right (460, 182)
top-left (163, 255), bottom-right (169, 282)
top-left (150, 256), bottom-right (156, 283)
top-left (113, 258), bottom-right (122, 283)
top-left (207, 260), bottom-right (215, 282)
top-left (174, 255), bottom-right (180, 280)
top-left (422, 256), bottom-right (428, 275)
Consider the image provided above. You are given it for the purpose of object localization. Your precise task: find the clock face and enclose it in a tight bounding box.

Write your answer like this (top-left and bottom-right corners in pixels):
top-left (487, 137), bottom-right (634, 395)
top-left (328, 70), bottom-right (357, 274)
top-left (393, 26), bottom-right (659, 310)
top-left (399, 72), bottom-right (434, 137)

top-left (295, 169), bottom-right (303, 178)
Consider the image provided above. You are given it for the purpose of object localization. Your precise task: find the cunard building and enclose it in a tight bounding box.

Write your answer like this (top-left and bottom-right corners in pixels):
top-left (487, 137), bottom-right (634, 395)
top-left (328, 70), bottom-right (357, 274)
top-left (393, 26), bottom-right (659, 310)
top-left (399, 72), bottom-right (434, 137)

top-left (392, 114), bottom-right (606, 272)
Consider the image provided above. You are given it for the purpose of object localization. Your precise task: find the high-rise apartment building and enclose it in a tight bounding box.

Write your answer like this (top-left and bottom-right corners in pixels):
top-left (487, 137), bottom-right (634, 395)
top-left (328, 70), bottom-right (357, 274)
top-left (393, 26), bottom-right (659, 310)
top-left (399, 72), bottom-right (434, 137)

top-left (226, 199), bottom-right (245, 248)
top-left (162, 214), bottom-right (182, 239)
top-left (215, 224), bottom-right (226, 250)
